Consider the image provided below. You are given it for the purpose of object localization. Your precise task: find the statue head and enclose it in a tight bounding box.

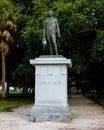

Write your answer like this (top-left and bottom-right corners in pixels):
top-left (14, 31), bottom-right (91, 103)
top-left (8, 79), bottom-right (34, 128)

top-left (48, 10), bottom-right (53, 17)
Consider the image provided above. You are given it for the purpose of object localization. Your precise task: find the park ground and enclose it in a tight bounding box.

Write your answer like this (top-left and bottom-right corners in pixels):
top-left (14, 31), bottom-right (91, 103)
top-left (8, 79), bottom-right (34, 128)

top-left (0, 95), bottom-right (104, 130)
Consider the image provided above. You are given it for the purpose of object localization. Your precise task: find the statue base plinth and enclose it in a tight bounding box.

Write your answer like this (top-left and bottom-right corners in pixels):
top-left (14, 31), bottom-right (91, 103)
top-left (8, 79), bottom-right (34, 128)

top-left (30, 55), bottom-right (72, 122)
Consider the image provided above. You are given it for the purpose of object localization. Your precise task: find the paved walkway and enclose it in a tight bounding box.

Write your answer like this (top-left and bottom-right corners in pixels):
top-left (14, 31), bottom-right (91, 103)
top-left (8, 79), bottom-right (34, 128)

top-left (0, 95), bottom-right (104, 130)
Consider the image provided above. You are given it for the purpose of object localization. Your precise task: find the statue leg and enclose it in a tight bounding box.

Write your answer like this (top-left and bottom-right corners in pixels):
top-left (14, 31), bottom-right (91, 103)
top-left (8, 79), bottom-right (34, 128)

top-left (51, 34), bottom-right (58, 55)
top-left (50, 44), bottom-right (54, 55)
top-left (46, 35), bottom-right (54, 55)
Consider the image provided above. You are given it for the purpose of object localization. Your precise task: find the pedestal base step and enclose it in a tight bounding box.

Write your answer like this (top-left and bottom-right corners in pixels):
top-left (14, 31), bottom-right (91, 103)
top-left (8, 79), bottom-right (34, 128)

top-left (30, 106), bottom-right (71, 122)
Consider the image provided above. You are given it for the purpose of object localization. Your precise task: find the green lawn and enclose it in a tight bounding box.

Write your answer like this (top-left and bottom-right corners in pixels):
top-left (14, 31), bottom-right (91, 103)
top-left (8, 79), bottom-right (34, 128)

top-left (87, 94), bottom-right (104, 107)
top-left (0, 95), bottom-right (34, 111)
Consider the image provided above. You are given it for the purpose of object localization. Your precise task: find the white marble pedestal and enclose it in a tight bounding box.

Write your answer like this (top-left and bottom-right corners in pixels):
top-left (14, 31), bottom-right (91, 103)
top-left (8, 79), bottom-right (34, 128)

top-left (30, 55), bottom-right (72, 122)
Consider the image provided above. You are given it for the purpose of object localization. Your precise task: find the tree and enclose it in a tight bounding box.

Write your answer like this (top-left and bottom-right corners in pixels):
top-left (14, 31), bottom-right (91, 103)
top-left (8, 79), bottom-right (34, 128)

top-left (0, 1), bottom-right (16, 99)
top-left (50, 0), bottom-right (104, 93)
top-left (5, 0), bottom-right (104, 94)
top-left (12, 63), bottom-right (34, 94)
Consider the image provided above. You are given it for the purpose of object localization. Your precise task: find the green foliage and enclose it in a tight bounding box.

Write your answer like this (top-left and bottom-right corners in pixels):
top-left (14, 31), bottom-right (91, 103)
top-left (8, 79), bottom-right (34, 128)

top-left (21, 0), bottom-right (48, 57)
top-left (12, 63), bottom-right (34, 88)
top-left (50, 1), bottom-right (95, 75)
top-left (3, 0), bottom-right (104, 93)
top-left (0, 0), bottom-right (14, 22)
top-left (91, 30), bottom-right (104, 62)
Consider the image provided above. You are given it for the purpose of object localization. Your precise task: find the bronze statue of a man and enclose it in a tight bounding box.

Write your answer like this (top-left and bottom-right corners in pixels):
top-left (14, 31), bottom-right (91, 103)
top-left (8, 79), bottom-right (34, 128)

top-left (43, 10), bottom-right (60, 55)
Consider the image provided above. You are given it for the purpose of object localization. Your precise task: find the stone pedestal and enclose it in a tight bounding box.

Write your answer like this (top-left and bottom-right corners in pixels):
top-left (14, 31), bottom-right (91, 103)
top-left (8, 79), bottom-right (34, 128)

top-left (30, 55), bottom-right (72, 121)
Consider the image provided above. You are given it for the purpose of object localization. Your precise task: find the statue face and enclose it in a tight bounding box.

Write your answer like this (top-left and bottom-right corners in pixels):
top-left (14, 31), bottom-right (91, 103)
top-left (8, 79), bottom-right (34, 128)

top-left (48, 10), bottom-right (53, 17)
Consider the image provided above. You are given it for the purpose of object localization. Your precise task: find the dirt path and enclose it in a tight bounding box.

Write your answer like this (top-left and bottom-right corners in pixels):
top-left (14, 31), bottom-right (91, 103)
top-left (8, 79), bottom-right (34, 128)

top-left (0, 95), bottom-right (104, 130)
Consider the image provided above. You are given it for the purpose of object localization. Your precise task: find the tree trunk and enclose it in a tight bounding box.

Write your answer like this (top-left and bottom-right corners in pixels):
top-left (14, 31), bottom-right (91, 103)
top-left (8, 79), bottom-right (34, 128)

top-left (1, 42), bottom-right (6, 99)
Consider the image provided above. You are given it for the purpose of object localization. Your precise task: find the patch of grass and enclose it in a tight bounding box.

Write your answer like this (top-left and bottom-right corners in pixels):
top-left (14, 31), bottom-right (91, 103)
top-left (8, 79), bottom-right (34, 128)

top-left (0, 96), bottom-right (34, 111)
top-left (87, 94), bottom-right (104, 107)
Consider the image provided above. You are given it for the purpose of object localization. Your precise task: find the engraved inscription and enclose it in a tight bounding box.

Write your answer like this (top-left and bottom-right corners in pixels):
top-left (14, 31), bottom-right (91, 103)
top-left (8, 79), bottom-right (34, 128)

top-left (40, 81), bottom-right (61, 86)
